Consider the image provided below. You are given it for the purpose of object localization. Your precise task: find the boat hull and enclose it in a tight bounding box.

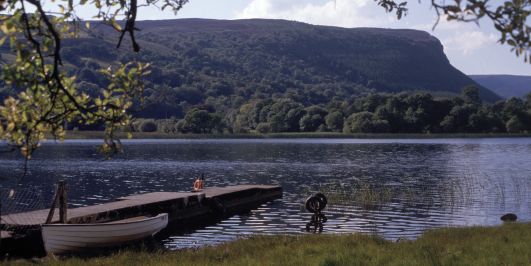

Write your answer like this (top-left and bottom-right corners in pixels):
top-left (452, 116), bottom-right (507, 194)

top-left (41, 213), bottom-right (168, 254)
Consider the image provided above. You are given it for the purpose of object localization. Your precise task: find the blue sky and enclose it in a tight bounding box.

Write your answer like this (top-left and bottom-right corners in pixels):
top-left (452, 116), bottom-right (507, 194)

top-left (74, 0), bottom-right (530, 75)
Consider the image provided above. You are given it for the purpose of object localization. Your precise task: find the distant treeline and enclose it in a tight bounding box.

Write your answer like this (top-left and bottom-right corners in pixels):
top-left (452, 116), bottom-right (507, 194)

top-left (125, 87), bottom-right (531, 135)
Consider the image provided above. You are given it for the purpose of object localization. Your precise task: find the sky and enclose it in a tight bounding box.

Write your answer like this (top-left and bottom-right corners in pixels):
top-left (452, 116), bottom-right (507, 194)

top-left (71, 0), bottom-right (530, 76)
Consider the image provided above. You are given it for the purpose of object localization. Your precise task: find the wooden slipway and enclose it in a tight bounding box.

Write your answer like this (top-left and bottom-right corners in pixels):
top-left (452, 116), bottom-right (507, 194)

top-left (1, 185), bottom-right (283, 230)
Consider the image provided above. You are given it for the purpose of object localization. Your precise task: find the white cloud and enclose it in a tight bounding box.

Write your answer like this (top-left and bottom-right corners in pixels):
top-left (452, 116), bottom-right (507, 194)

top-left (443, 31), bottom-right (498, 55)
top-left (412, 15), bottom-right (471, 32)
top-left (235, 0), bottom-right (391, 28)
top-left (410, 15), bottom-right (499, 55)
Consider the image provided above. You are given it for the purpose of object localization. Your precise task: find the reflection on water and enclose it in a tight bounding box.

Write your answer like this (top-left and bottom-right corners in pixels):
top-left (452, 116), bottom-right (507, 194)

top-left (305, 213), bottom-right (328, 233)
top-left (0, 138), bottom-right (530, 249)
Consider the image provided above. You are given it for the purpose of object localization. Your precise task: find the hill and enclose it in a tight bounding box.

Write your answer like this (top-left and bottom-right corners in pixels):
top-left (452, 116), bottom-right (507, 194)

top-left (57, 19), bottom-right (500, 109)
top-left (470, 75), bottom-right (531, 98)
top-left (4, 19), bottom-right (520, 134)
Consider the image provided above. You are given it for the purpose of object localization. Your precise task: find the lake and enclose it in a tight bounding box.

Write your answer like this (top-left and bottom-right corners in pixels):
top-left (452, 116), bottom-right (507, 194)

top-left (1, 138), bottom-right (530, 249)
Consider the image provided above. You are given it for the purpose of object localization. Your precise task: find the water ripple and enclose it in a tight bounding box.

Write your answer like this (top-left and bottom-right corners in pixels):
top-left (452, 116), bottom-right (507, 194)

top-left (0, 138), bottom-right (529, 249)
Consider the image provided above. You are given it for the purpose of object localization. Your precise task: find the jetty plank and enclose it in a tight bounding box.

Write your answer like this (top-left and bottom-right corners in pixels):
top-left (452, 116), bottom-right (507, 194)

top-left (201, 185), bottom-right (279, 198)
top-left (1, 231), bottom-right (12, 239)
top-left (1, 185), bottom-right (282, 228)
top-left (117, 192), bottom-right (204, 201)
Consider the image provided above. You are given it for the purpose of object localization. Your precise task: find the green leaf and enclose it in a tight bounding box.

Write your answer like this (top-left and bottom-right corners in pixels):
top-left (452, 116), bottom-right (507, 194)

top-left (111, 19), bottom-right (122, 31)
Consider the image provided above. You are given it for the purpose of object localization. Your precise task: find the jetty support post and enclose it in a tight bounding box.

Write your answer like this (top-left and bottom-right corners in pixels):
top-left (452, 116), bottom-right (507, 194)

top-left (58, 181), bottom-right (67, 223)
top-left (45, 181), bottom-right (68, 224)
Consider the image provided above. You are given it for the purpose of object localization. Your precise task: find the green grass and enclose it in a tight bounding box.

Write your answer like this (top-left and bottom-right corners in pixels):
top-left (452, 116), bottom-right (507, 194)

top-left (60, 131), bottom-right (531, 140)
top-left (4, 223), bottom-right (530, 265)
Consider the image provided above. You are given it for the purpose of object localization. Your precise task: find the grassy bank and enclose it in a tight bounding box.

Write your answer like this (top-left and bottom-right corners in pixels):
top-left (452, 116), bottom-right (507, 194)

top-left (4, 223), bottom-right (530, 265)
top-left (60, 131), bottom-right (531, 140)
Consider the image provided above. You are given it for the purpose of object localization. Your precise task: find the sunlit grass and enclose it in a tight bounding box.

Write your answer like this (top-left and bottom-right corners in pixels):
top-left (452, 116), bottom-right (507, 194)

top-left (3, 222), bottom-right (529, 266)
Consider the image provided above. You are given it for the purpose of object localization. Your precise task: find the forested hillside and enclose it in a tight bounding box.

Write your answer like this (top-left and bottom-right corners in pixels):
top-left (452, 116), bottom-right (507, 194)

top-left (65, 19), bottom-right (499, 105)
top-left (1, 19), bottom-right (512, 134)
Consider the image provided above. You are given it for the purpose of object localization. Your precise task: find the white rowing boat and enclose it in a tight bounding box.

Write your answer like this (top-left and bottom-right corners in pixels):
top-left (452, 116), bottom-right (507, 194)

top-left (41, 213), bottom-right (168, 254)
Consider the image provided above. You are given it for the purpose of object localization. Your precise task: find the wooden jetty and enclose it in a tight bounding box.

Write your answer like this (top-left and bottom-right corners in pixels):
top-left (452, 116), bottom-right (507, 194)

top-left (0, 184), bottom-right (282, 256)
top-left (1, 185), bottom-right (282, 230)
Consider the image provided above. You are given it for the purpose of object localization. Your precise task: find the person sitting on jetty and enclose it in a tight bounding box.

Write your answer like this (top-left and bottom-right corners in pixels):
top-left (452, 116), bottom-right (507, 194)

top-left (193, 175), bottom-right (204, 192)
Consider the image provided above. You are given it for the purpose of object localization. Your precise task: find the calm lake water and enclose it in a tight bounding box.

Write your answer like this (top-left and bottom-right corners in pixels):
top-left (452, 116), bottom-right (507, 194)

top-left (1, 138), bottom-right (530, 249)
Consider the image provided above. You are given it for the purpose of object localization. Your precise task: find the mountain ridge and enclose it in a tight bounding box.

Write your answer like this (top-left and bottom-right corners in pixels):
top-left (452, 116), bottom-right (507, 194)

top-left (1, 18), bottom-right (504, 122)
top-left (470, 74), bottom-right (531, 98)
top-left (74, 18), bottom-right (499, 102)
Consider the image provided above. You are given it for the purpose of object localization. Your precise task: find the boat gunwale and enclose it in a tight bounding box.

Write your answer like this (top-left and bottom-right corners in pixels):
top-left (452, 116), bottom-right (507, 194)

top-left (41, 213), bottom-right (168, 227)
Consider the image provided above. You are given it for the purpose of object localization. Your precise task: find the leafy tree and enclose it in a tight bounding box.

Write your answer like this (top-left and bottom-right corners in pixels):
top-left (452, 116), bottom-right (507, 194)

top-left (440, 104), bottom-right (476, 132)
top-left (256, 122), bottom-right (272, 133)
top-left (140, 119), bottom-right (158, 133)
top-left (503, 97), bottom-right (526, 119)
top-left (325, 111), bottom-right (344, 132)
top-left (285, 106), bottom-right (305, 132)
top-left (461, 86), bottom-right (481, 105)
top-left (174, 86), bottom-right (204, 105)
top-left (430, 99), bottom-right (454, 132)
top-left (258, 99), bottom-right (304, 132)
top-left (300, 114), bottom-right (323, 132)
top-left (141, 85), bottom-right (184, 119)
top-left (299, 105), bottom-right (327, 132)
top-left (269, 115), bottom-right (286, 133)
top-left (156, 118), bottom-right (179, 134)
top-left (468, 109), bottom-right (502, 133)
top-left (233, 102), bottom-right (256, 133)
top-left (374, 97), bottom-right (405, 132)
top-left (175, 119), bottom-right (188, 133)
top-left (440, 115), bottom-right (457, 133)
top-left (0, 0), bottom-right (188, 159)
top-left (343, 112), bottom-right (390, 133)
top-left (178, 108), bottom-right (224, 134)
top-left (360, 94), bottom-right (389, 112)
top-left (506, 116), bottom-right (526, 133)
top-left (305, 105), bottom-right (328, 117)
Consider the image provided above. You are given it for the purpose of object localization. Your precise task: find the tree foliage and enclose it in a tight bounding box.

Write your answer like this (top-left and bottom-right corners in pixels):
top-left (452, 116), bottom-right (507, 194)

top-left (0, 0), bottom-right (187, 159)
top-left (127, 87), bottom-right (529, 135)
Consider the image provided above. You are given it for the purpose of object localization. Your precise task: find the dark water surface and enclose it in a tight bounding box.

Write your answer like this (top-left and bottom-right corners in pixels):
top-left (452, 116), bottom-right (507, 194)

top-left (1, 138), bottom-right (530, 249)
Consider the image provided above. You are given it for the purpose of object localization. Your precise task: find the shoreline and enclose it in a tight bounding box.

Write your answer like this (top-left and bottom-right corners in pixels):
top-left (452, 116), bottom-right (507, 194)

top-left (61, 131), bottom-right (531, 140)
top-left (5, 222), bottom-right (530, 265)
